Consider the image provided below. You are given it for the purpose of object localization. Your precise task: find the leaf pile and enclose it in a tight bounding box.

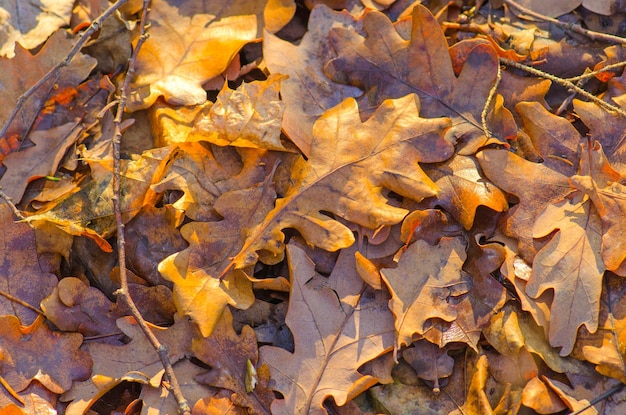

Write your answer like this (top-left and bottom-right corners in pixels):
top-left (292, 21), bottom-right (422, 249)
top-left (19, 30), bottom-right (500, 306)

top-left (1, 0), bottom-right (626, 414)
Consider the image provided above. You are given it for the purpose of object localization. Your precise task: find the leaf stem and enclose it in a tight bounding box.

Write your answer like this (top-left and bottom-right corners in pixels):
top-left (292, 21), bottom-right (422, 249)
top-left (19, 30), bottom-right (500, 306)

top-left (110, 2), bottom-right (191, 415)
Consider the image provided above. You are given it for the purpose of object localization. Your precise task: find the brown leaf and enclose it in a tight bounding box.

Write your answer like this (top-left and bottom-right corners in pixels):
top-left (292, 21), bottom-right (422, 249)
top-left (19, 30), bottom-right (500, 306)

top-left (158, 184), bottom-right (276, 337)
top-left (573, 272), bottom-right (626, 382)
top-left (62, 315), bottom-right (193, 414)
top-left (326, 5), bottom-right (515, 152)
top-left (0, 315), bottom-right (92, 396)
top-left (0, 205), bottom-right (57, 325)
top-left (260, 244), bottom-right (395, 415)
top-left (526, 193), bottom-right (605, 356)
top-left (128, 0), bottom-right (258, 110)
top-left (402, 341), bottom-right (454, 392)
top-left (40, 277), bottom-right (124, 339)
top-left (0, 30), bottom-right (96, 141)
top-left (476, 148), bottom-right (572, 262)
top-left (263, 5), bottom-right (362, 154)
top-left (187, 74), bottom-right (288, 151)
top-left (422, 155), bottom-right (508, 230)
top-left (151, 144), bottom-right (268, 221)
top-left (193, 308), bottom-right (272, 414)
top-left (380, 236), bottom-right (470, 349)
top-left (0, 1), bottom-right (74, 57)
top-left (229, 94), bottom-right (452, 271)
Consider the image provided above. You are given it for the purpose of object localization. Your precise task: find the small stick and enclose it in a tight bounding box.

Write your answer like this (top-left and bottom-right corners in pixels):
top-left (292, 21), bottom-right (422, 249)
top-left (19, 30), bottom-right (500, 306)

top-left (109, 2), bottom-right (191, 414)
top-left (0, 0), bottom-right (130, 141)
top-left (500, 58), bottom-right (626, 118)
top-left (503, 0), bottom-right (626, 45)
top-left (481, 64), bottom-right (502, 138)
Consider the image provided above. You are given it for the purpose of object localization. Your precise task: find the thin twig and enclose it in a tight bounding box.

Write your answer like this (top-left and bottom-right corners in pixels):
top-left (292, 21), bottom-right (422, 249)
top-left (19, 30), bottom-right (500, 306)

top-left (0, 0), bottom-right (130, 141)
top-left (567, 382), bottom-right (625, 415)
top-left (0, 289), bottom-right (44, 315)
top-left (109, 2), bottom-right (191, 415)
top-left (481, 63), bottom-right (502, 138)
top-left (500, 58), bottom-right (626, 118)
top-left (0, 188), bottom-right (26, 220)
top-left (503, 0), bottom-right (626, 45)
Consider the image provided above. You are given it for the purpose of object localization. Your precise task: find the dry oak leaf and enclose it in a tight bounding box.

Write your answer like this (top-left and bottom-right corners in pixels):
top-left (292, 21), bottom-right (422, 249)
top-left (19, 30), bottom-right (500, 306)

top-left (263, 4), bottom-right (362, 155)
top-left (194, 308), bottom-right (272, 414)
top-left (127, 0), bottom-right (257, 110)
top-left (526, 192), bottom-right (605, 356)
top-left (402, 341), bottom-right (454, 393)
top-left (0, 0), bottom-right (73, 57)
top-left (158, 184), bottom-right (277, 337)
top-left (573, 273), bottom-right (626, 383)
top-left (40, 277), bottom-right (124, 339)
top-left (0, 205), bottom-right (57, 325)
top-left (139, 359), bottom-right (217, 415)
top-left (0, 30), bottom-right (96, 141)
top-left (228, 94), bottom-right (453, 271)
top-left (422, 154), bottom-right (508, 230)
top-left (260, 244), bottom-right (395, 415)
top-left (24, 146), bottom-right (172, 246)
top-left (0, 122), bottom-right (81, 203)
top-left (325, 5), bottom-right (516, 153)
top-left (62, 315), bottom-right (193, 415)
top-left (380, 236), bottom-right (470, 349)
top-left (0, 315), bottom-right (91, 397)
top-left (476, 148), bottom-right (572, 263)
top-left (187, 74), bottom-right (288, 151)
top-left (152, 143), bottom-right (268, 222)
top-left (569, 140), bottom-right (626, 273)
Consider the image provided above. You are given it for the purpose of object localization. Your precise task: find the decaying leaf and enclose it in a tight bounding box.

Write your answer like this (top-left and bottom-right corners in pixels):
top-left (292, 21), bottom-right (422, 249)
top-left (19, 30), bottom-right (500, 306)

top-left (260, 244), bottom-right (394, 415)
top-left (229, 94), bottom-right (452, 271)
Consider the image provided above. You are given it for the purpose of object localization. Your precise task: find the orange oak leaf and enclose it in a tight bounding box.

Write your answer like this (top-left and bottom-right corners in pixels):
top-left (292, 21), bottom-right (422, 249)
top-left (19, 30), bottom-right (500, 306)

top-left (127, 0), bottom-right (258, 110)
top-left (186, 74), bottom-right (289, 151)
top-left (263, 5), bottom-right (362, 154)
top-left (569, 140), bottom-right (626, 273)
top-left (476, 148), bottom-right (572, 262)
top-left (62, 316), bottom-right (193, 415)
top-left (228, 94), bottom-right (453, 271)
top-left (152, 143), bottom-right (268, 222)
top-left (260, 244), bottom-right (395, 415)
top-left (422, 154), bottom-right (508, 230)
top-left (0, 315), bottom-right (92, 397)
top-left (0, 205), bottom-right (57, 325)
top-left (380, 236), bottom-right (470, 349)
top-left (325, 5), bottom-right (516, 152)
top-left (526, 192), bottom-right (605, 356)
top-left (573, 273), bottom-right (626, 382)
top-left (158, 184), bottom-right (277, 337)
top-left (194, 308), bottom-right (273, 414)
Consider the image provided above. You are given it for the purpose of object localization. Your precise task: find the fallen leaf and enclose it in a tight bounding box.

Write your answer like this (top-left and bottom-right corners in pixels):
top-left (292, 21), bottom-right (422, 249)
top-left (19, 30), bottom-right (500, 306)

top-left (0, 315), bottom-right (92, 396)
top-left (193, 308), bottom-right (272, 414)
top-left (229, 94), bottom-right (452, 271)
top-left (0, 205), bottom-right (57, 325)
top-left (158, 184), bottom-right (277, 337)
top-left (0, 0), bottom-right (74, 57)
top-left (260, 244), bottom-right (395, 415)
top-left (263, 5), bottom-right (363, 154)
top-left (187, 74), bottom-right (288, 151)
top-left (402, 341), bottom-right (454, 393)
top-left (422, 154), bottom-right (508, 230)
top-left (526, 192), bottom-right (605, 356)
top-left (128, 0), bottom-right (258, 110)
top-left (62, 315), bottom-right (193, 415)
top-left (326, 5), bottom-right (515, 152)
top-left (380, 236), bottom-right (470, 349)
